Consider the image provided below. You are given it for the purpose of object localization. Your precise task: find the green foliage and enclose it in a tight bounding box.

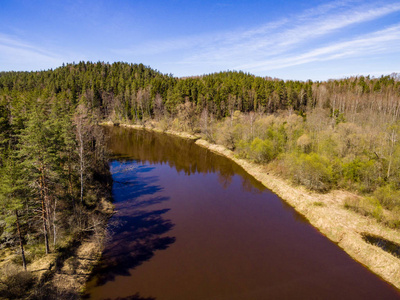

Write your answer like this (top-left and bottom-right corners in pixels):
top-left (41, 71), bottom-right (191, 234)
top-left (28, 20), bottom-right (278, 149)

top-left (344, 193), bottom-right (400, 228)
top-left (342, 158), bottom-right (364, 183)
top-left (373, 185), bottom-right (400, 210)
top-left (249, 138), bottom-right (276, 163)
top-left (345, 196), bottom-right (384, 223)
top-left (330, 109), bottom-right (346, 124)
top-left (284, 152), bottom-right (333, 191)
top-left (368, 197), bottom-right (384, 221)
top-left (235, 139), bottom-right (250, 159)
top-left (341, 158), bottom-right (376, 192)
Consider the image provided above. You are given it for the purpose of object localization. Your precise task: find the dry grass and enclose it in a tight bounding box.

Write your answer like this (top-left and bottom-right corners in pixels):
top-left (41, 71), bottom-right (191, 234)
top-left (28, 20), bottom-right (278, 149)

top-left (49, 236), bottom-right (104, 297)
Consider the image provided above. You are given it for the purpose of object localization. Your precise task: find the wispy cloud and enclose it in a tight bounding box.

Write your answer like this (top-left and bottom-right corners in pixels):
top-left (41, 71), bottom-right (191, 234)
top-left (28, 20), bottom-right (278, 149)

top-left (184, 2), bottom-right (400, 65)
top-left (237, 24), bottom-right (400, 72)
top-left (0, 33), bottom-right (71, 71)
top-left (113, 19), bottom-right (289, 57)
top-left (118, 1), bottom-right (400, 77)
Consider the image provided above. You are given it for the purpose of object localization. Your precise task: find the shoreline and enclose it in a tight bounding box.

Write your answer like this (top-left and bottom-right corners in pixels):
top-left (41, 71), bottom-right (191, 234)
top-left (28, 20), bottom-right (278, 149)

top-left (107, 121), bottom-right (400, 290)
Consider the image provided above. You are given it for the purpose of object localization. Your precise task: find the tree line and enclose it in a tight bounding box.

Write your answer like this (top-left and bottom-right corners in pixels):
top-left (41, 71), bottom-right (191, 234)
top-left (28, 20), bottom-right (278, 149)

top-left (2, 62), bottom-right (399, 121)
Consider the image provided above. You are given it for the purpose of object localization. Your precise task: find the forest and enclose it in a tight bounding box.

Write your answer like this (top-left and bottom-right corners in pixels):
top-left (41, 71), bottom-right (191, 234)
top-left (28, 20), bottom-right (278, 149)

top-left (0, 64), bottom-right (112, 298)
top-left (0, 61), bottom-right (400, 298)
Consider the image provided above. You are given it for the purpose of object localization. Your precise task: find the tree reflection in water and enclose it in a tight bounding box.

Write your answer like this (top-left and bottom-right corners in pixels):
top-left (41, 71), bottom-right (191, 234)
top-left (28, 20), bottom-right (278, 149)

top-left (104, 293), bottom-right (156, 300)
top-left (87, 160), bottom-right (175, 288)
top-left (106, 127), bottom-right (266, 193)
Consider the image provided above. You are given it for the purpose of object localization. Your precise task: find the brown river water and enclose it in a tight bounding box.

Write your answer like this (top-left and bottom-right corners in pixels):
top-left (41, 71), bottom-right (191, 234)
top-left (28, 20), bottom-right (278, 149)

top-left (84, 126), bottom-right (400, 300)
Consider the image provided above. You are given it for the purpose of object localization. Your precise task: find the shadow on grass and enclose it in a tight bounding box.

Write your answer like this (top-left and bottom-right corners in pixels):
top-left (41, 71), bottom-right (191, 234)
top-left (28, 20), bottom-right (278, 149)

top-left (362, 233), bottom-right (400, 258)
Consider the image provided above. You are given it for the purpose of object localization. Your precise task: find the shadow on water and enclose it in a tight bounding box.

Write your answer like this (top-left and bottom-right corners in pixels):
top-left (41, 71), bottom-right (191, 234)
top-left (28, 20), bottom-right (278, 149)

top-left (104, 294), bottom-right (155, 300)
top-left (86, 159), bottom-right (176, 292)
top-left (112, 177), bottom-right (163, 205)
top-left (93, 208), bottom-right (175, 285)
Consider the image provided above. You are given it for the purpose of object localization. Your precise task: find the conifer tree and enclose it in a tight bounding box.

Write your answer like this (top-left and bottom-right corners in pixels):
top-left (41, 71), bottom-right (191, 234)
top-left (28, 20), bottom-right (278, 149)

top-left (0, 157), bottom-right (28, 270)
top-left (18, 104), bottom-right (57, 254)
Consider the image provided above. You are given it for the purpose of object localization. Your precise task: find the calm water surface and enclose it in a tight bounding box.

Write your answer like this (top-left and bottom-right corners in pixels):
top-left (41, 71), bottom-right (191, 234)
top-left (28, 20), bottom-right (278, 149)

top-left (85, 127), bottom-right (400, 300)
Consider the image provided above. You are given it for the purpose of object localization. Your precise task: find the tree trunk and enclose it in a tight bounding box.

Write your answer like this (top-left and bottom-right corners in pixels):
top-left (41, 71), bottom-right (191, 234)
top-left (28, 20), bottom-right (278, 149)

top-left (42, 197), bottom-right (50, 254)
top-left (68, 154), bottom-right (74, 207)
top-left (387, 129), bottom-right (396, 179)
top-left (53, 198), bottom-right (57, 246)
top-left (77, 124), bottom-right (84, 203)
top-left (15, 210), bottom-right (27, 271)
top-left (40, 169), bottom-right (50, 254)
top-left (38, 169), bottom-right (50, 255)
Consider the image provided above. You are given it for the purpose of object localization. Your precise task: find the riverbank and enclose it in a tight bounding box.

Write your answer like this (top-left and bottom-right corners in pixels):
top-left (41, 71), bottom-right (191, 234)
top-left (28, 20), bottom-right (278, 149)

top-left (41, 198), bottom-right (114, 298)
top-left (106, 121), bottom-right (400, 290)
top-left (0, 198), bottom-right (114, 299)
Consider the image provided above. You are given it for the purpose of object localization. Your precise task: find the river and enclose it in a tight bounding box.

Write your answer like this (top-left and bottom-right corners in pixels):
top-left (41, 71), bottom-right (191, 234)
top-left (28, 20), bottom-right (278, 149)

top-left (85, 126), bottom-right (400, 299)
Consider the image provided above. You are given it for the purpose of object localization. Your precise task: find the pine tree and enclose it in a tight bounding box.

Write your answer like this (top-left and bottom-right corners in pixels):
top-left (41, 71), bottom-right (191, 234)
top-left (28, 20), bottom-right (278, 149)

top-left (0, 157), bottom-right (28, 270)
top-left (18, 104), bottom-right (58, 254)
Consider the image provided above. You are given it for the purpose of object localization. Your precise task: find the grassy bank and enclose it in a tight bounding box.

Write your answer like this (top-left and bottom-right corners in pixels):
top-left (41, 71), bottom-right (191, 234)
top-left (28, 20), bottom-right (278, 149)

top-left (108, 121), bottom-right (400, 291)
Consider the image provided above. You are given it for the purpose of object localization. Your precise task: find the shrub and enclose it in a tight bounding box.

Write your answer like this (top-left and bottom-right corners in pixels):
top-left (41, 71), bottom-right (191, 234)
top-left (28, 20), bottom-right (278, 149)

top-left (235, 139), bottom-right (250, 159)
top-left (373, 185), bottom-right (400, 210)
top-left (285, 152), bottom-right (332, 191)
top-left (249, 138), bottom-right (275, 163)
top-left (215, 119), bottom-right (237, 150)
top-left (342, 158), bottom-right (376, 192)
top-left (296, 134), bottom-right (312, 153)
top-left (344, 196), bottom-right (383, 222)
top-left (386, 207), bottom-right (400, 229)
top-left (0, 265), bottom-right (34, 299)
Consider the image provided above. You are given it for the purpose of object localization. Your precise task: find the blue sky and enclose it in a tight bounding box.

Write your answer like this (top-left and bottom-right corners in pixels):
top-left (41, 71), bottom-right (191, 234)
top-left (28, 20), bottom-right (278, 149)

top-left (1, 0), bottom-right (400, 80)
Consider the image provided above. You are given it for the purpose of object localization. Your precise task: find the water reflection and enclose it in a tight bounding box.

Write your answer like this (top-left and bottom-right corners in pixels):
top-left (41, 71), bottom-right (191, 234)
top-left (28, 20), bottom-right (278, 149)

top-left (106, 127), bottom-right (265, 193)
top-left (86, 160), bottom-right (175, 289)
top-left (104, 294), bottom-right (155, 300)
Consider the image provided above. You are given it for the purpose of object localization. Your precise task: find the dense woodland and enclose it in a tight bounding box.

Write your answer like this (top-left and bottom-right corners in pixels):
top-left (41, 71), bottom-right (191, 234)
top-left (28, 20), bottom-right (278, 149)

top-left (0, 63), bottom-right (112, 299)
top-left (1, 61), bottom-right (400, 297)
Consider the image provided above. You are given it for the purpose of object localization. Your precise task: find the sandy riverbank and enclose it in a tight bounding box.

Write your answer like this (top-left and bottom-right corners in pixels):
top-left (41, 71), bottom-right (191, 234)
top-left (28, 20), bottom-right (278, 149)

top-left (108, 121), bottom-right (400, 290)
